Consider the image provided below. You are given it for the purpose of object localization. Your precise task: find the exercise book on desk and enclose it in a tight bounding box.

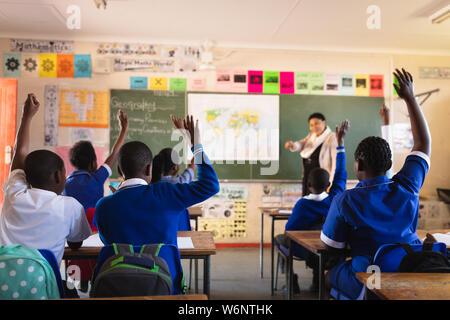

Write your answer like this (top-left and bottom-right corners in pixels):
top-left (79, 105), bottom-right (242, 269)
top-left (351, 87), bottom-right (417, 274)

top-left (177, 237), bottom-right (194, 249)
top-left (278, 210), bottom-right (292, 214)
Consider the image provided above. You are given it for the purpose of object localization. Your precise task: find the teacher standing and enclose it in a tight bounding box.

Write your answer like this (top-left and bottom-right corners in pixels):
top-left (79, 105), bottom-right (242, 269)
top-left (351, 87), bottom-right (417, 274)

top-left (285, 113), bottom-right (338, 196)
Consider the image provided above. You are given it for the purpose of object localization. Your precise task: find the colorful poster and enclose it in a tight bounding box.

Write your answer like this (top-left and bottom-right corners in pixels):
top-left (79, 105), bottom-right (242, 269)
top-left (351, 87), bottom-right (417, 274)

top-left (215, 70), bottom-right (233, 92)
top-left (71, 128), bottom-right (94, 143)
top-left (280, 72), bottom-right (295, 94)
top-left (59, 90), bottom-right (109, 128)
top-left (310, 72), bottom-right (324, 95)
top-left (355, 74), bottom-right (370, 96)
top-left (3, 53), bottom-right (21, 77)
top-left (295, 72), bottom-right (311, 94)
top-left (44, 85), bottom-right (60, 146)
top-left (39, 53), bottom-right (57, 78)
top-left (177, 46), bottom-right (201, 72)
top-left (263, 71), bottom-right (280, 94)
top-left (130, 76), bottom-right (148, 89)
top-left (169, 78), bottom-right (187, 91)
top-left (114, 58), bottom-right (175, 72)
top-left (230, 70), bottom-right (248, 92)
top-left (56, 146), bottom-right (105, 176)
top-left (324, 73), bottom-right (339, 95)
top-left (74, 54), bottom-right (91, 78)
top-left (248, 70), bottom-right (263, 93)
top-left (96, 42), bottom-right (158, 56)
top-left (149, 77), bottom-right (168, 90)
top-left (370, 74), bottom-right (384, 97)
top-left (261, 184), bottom-right (302, 206)
top-left (419, 67), bottom-right (450, 79)
top-left (57, 54), bottom-right (74, 78)
top-left (188, 78), bottom-right (207, 91)
top-left (21, 53), bottom-right (39, 77)
top-left (11, 39), bottom-right (73, 53)
top-left (339, 73), bottom-right (354, 96)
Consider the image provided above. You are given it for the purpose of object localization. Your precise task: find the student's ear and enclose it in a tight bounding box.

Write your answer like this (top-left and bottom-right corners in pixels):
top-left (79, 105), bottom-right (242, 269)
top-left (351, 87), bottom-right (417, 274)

top-left (54, 170), bottom-right (61, 185)
top-left (144, 163), bottom-right (152, 177)
top-left (386, 159), bottom-right (392, 171)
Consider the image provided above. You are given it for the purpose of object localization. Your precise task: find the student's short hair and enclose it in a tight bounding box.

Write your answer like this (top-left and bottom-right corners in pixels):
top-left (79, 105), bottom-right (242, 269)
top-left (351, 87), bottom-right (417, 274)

top-left (151, 148), bottom-right (179, 184)
top-left (307, 168), bottom-right (330, 192)
top-left (118, 141), bottom-right (153, 178)
top-left (355, 136), bottom-right (392, 174)
top-left (24, 150), bottom-right (64, 188)
top-left (69, 141), bottom-right (96, 171)
top-left (308, 113), bottom-right (326, 122)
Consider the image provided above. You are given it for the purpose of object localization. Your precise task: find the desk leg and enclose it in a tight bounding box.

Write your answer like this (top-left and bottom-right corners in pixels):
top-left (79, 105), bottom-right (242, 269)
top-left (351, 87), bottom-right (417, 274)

top-left (260, 211), bottom-right (264, 278)
top-left (195, 217), bottom-right (198, 231)
top-left (195, 259), bottom-right (198, 293)
top-left (318, 253), bottom-right (324, 300)
top-left (287, 238), bottom-right (293, 300)
top-left (270, 216), bottom-right (275, 296)
top-left (203, 256), bottom-right (211, 299)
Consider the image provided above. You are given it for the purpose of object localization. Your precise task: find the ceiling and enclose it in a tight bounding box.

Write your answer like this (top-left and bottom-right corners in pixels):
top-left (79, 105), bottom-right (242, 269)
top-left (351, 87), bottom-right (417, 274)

top-left (0, 0), bottom-right (449, 55)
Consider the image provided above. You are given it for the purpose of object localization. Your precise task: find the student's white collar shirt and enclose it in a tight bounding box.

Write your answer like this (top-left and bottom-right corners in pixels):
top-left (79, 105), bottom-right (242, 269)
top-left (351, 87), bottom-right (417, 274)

top-left (0, 170), bottom-right (92, 264)
top-left (117, 178), bottom-right (148, 190)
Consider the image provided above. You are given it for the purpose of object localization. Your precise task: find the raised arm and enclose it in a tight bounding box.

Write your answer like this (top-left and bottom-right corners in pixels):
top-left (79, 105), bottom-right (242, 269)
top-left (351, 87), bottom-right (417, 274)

top-left (11, 94), bottom-right (40, 172)
top-left (393, 68), bottom-right (431, 156)
top-left (328, 120), bottom-right (349, 198)
top-left (104, 109), bottom-right (128, 169)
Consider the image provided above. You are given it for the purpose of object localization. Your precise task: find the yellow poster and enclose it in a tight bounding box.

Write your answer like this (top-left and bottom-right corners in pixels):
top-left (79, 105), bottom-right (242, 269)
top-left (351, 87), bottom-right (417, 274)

top-left (59, 90), bottom-right (109, 128)
top-left (355, 74), bottom-right (370, 96)
top-left (39, 53), bottom-right (57, 78)
top-left (149, 77), bottom-right (168, 90)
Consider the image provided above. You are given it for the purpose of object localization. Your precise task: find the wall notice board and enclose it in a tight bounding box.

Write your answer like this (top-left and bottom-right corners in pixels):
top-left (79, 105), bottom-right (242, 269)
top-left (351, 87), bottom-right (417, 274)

top-left (110, 90), bottom-right (384, 180)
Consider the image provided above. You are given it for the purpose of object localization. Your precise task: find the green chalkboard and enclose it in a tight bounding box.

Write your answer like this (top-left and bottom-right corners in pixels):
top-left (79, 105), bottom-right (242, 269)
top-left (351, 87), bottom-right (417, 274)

top-left (109, 90), bottom-right (186, 178)
top-left (109, 90), bottom-right (383, 180)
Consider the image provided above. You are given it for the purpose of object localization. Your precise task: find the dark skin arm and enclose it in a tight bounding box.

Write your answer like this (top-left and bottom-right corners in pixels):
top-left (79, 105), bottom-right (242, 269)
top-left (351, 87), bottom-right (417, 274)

top-left (393, 68), bottom-right (431, 156)
top-left (103, 109), bottom-right (128, 169)
top-left (379, 104), bottom-right (390, 126)
top-left (11, 94), bottom-right (40, 172)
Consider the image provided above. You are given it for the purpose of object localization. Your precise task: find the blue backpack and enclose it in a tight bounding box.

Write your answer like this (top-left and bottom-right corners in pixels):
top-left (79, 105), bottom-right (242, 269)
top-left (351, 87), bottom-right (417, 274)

top-left (0, 245), bottom-right (60, 300)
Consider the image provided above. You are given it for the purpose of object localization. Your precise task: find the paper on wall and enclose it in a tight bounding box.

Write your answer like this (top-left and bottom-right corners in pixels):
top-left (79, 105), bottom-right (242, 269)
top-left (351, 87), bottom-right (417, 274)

top-left (44, 85), bottom-right (60, 146)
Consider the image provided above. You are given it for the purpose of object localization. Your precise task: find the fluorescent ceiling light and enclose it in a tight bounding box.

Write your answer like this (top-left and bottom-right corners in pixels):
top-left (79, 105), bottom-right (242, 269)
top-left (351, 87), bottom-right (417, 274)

top-left (429, 4), bottom-right (450, 24)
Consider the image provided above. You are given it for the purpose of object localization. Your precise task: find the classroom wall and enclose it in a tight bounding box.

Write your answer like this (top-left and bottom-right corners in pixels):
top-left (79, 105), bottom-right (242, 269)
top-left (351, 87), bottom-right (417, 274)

top-left (1, 37), bottom-right (449, 244)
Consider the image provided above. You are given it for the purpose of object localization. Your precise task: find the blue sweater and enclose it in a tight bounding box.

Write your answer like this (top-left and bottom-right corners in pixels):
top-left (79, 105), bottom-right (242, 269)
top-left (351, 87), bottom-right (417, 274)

top-left (94, 145), bottom-right (219, 247)
top-left (285, 147), bottom-right (347, 258)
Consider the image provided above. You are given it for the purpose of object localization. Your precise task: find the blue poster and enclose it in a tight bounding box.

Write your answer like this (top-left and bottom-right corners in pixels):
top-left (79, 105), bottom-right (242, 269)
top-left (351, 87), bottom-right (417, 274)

top-left (74, 54), bottom-right (91, 78)
top-left (3, 53), bottom-right (21, 77)
top-left (130, 76), bottom-right (148, 89)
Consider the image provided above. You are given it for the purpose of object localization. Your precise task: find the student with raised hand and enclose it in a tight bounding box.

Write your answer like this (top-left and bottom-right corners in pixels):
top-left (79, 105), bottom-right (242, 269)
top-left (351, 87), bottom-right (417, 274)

top-left (320, 68), bottom-right (431, 300)
top-left (275, 120), bottom-right (349, 292)
top-left (63, 109), bottom-right (128, 214)
top-left (94, 114), bottom-right (219, 247)
top-left (0, 94), bottom-right (91, 264)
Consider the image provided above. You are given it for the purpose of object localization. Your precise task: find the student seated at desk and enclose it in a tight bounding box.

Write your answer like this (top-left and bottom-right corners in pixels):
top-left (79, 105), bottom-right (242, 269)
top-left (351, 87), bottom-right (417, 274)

top-left (320, 68), bottom-right (431, 300)
top-left (151, 148), bottom-right (197, 231)
top-left (94, 115), bottom-right (219, 248)
top-left (0, 94), bottom-right (91, 265)
top-left (275, 120), bottom-right (349, 292)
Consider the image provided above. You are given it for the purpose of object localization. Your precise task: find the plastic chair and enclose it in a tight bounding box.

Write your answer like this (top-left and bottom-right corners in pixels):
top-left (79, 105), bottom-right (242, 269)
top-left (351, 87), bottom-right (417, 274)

top-left (330, 242), bottom-right (448, 300)
top-left (38, 249), bottom-right (65, 298)
top-left (92, 243), bottom-right (185, 295)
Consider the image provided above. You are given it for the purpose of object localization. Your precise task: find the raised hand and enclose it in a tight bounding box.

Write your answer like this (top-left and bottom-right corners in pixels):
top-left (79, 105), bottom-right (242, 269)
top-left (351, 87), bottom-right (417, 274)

top-left (393, 68), bottom-right (415, 101)
top-left (117, 109), bottom-right (128, 131)
top-left (183, 115), bottom-right (201, 147)
top-left (284, 141), bottom-right (294, 150)
top-left (379, 104), bottom-right (390, 126)
top-left (23, 93), bottom-right (40, 118)
top-left (335, 119), bottom-right (350, 147)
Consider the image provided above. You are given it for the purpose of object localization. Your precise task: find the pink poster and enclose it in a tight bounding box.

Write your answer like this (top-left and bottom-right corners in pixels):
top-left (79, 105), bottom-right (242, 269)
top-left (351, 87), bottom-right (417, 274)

top-left (248, 70), bottom-right (263, 93)
top-left (280, 72), bottom-right (295, 94)
top-left (188, 78), bottom-right (207, 91)
top-left (215, 70), bottom-right (233, 91)
top-left (55, 145), bottom-right (105, 177)
top-left (230, 70), bottom-right (248, 92)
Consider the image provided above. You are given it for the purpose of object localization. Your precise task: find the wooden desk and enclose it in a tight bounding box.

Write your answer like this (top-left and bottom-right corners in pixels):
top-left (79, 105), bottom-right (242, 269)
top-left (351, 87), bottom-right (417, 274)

top-left (356, 273), bottom-right (450, 300)
top-left (188, 206), bottom-right (203, 231)
top-left (258, 206), bottom-right (293, 279)
top-left (63, 231), bottom-right (216, 298)
top-left (60, 294), bottom-right (208, 301)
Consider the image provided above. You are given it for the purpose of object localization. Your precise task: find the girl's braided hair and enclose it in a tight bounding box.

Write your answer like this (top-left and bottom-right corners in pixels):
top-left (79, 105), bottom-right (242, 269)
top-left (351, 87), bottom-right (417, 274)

top-left (354, 136), bottom-right (392, 174)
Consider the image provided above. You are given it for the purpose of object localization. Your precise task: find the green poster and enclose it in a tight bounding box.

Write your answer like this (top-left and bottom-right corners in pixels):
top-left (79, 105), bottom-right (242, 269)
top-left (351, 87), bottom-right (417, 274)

top-left (263, 71), bottom-right (280, 94)
top-left (393, 76), bottom-right (399, 96)
top-left (310, 72), bottom-right (324, 95)
top-left (170, 78), bottom-right (187, 91)
top-left (295, 72), bottom-right (311, 94)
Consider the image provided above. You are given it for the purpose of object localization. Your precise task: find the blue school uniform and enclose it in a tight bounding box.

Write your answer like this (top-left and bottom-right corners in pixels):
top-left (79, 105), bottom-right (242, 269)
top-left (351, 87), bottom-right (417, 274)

top-left (94, 145), bottom-right (219, 247)
top-left (62, 164), bottom-right (112, 212)
top-left (161, 168), bottom-right (195, 231)
top-left (321, 151), bottom-right (430, 299)
top-left (285, 147), bottom-right (347, 258)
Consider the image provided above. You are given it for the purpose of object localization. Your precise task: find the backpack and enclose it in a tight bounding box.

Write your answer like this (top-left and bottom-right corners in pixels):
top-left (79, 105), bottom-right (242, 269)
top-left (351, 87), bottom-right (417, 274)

top-left (397, 242), bottom-right (450, 273)
top-left (0, 244), bottom-right (60, 300)
top-left (90, 243), bottom-right (173, 298)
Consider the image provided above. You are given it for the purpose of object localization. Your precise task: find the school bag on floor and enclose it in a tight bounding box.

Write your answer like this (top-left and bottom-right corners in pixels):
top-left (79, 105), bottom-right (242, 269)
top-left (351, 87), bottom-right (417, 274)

top-left (397, 242), bottom-right (450, 273)
top-left (0, 244), bottom-right (60, 300)
top-left (90, 243), bottom-right (173, 297)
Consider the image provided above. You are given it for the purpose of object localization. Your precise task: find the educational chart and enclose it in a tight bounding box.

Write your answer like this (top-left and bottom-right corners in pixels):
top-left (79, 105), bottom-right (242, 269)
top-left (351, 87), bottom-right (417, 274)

top-left (59, 90), bottom-right (109, 128)
top-left (188, 93), bottom-right (279, 161)
top-left (198, 185), bottom-right (248, 239)
top-left (44, 85), bottom-right (60, 146)
top-left (261, 184), bottom-right (302, 207)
